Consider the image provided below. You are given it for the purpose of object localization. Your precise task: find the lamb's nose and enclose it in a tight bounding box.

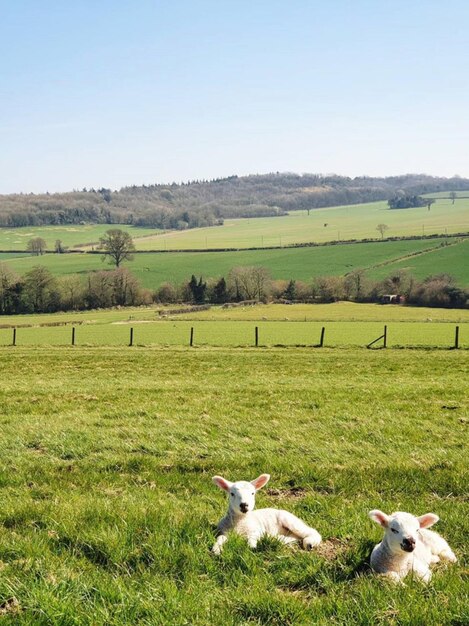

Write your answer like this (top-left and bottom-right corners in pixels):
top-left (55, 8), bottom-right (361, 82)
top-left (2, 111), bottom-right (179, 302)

top-left (240, 503), bottom-right (249, 513)
top-left (402, 537), bottom-right (415, 551)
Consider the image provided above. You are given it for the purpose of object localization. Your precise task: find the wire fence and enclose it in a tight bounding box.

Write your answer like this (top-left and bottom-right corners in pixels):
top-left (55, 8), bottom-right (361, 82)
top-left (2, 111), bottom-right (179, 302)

top-left (0, 321), bottom-right (466, 349)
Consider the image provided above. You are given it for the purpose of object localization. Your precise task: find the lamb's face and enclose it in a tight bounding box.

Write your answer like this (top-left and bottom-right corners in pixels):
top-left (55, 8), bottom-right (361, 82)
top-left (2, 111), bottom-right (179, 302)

top-left (230, 481), bottom-right (257, 514)
top-left (386, 512), bottom-right (421, 553)
top-left (369, 509), bottom-right (439, 555)
top-left (212, 473), bottom-right (270, 515)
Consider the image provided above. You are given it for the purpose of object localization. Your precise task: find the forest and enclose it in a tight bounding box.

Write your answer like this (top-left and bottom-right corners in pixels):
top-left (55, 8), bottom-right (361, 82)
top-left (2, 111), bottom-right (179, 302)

top-left (1, 173), bottom-right (468, 229)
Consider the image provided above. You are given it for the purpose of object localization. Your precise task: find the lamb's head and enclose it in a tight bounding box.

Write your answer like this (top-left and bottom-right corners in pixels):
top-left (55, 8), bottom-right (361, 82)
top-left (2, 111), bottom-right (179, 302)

top-left (212, 474), bottom-right (270, 515)
top-left (369, 510), bottom-right (439, 554)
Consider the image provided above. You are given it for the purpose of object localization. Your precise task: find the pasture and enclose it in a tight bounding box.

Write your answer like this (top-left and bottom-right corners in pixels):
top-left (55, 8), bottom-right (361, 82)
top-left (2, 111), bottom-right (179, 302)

top-left (0, 303), bottom-right (468, 349)
top-left (130, 197), bottom-right (469, 250)
top-left (0, 345), bottom-right (467, 625)
top-left (2, 237), bottom-right (469, 288)
top-left (0, 197), bottom-right (468, 255)
top-left (0, 224), bottom-right (159, 252)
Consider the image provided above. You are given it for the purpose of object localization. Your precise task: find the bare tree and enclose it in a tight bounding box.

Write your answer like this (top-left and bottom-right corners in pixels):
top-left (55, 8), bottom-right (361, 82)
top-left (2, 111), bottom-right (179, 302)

top-left (376, 224), bottom-right (389, 239)
top-left (27, 237), bottom-right (47, 255)
top-left (99, 229), bottom-right (135, 267)
top-left (449, 191), bottom-right (457, 205)
top-left (228, 266), bottom-right (271, 301)
top-left (426, 199), bottom-right (435, 211)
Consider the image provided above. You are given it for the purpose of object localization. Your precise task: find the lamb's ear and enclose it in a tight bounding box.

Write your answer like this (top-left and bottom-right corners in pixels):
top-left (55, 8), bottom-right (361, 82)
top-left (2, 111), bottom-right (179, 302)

top-left (418, 513), bottom-right (439, 529)
top-left (369, 510), bottom-right (390, 527)
top-left (212, 476), bottom-right (233, 492)
top-left (251, 474), bottom-right (270, 490)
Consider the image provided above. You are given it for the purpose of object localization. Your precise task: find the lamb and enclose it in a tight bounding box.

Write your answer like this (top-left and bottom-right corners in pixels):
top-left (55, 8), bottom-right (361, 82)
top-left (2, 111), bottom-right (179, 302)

top-left (211, 473), bottom-right (321, 554)
top-left (369, 509), bottom-right (457, 583)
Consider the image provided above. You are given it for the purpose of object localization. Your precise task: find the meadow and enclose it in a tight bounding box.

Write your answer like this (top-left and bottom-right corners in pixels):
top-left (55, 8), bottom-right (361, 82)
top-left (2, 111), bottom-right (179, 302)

top-left (2, 237), bottom-right (469, 288)
top-left (0, 303), bottom-right (468, 349)
top-left (129, 198), bottom-right (469, 250)
top-left (0, 345), bottom-right (467, 625)
top-left (0, 224), bottom-right (159, 252)
top-left (0, 198), bottom-right (468, 255)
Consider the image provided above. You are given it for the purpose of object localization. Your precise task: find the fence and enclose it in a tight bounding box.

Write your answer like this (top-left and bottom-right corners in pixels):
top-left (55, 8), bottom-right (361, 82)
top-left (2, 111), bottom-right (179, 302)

top-left (0, 321), bottom-right (466, 349)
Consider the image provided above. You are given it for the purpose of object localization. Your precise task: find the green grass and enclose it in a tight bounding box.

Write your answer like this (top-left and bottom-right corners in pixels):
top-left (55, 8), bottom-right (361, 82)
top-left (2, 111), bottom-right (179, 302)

top-left (2, 302), bottom-right (469, 328)
top-left (0, 301), bottom-right (467, 349)
top-left (1, 197), bottom-right (468, 255)
top-left (366, 238), bottom-right (469, 286)
top-left (0, 224), bottom-right (160, 251)
top-left (130, 198), bottom-right (469, 250)
top-left (0, 320), bottom-right (467, 348)
top-left (4, 237), bottom-right (468, 289)
top-left (0, 346), bottom-right (467, 624)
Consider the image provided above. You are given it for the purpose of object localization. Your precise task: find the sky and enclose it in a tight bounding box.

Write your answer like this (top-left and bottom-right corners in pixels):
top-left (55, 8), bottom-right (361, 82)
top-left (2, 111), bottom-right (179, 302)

top-left (1, 0), bottom-right (468, 193)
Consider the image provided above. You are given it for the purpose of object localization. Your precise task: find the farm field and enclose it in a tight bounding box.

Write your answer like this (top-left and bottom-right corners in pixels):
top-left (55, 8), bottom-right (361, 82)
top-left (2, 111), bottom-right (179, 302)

top-left (129, 198), bottom-right (469, 250)
top-left (0, 346), bottom-right (467, 625)
top-left (2, 302), bottom-right (469, 327)
top-left (0, 303), bottom-right (468, 348)
top-left (0, 197), bottom-right (468, 255)
top-left (0, 224), bottom-right (160, 251)
top-left (0, 319), bottom-right (467, 349)
top-left (3, 237), bottom-right (469, 289)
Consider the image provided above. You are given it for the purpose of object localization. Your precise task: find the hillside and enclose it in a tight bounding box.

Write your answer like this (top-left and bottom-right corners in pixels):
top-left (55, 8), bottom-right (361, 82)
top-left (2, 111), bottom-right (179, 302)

top-left (1, 173), bottom-right (469, 229)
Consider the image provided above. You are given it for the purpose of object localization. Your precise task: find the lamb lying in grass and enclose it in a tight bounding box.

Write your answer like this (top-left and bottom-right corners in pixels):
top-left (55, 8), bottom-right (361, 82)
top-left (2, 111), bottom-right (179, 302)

top-left (369, 509), bottom-right (457, 583)
top-left (212, 473), bottom-right (321, 554)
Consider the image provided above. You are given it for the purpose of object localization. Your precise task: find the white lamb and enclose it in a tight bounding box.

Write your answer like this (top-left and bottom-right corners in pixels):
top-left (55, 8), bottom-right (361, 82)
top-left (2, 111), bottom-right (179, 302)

top-left (369, 509), bottom-right (457, 583)
top-left (211, 473), bottom-right (321, 554)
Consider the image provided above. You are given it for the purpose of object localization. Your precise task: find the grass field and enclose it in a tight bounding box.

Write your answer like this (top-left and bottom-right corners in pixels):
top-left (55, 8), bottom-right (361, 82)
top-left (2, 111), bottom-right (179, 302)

top-left (129, 198), bottom-right (469, 250)
top-left (0, 224), bottom-right (160, 251)
top-left (0, 346), bottom-right (467, 625)
top-left (2, 237), bottom-right (469, 288)
top-left (0, 304), bottom-right (467, 349)
top-left (0, 197), bottom-right (468, 254)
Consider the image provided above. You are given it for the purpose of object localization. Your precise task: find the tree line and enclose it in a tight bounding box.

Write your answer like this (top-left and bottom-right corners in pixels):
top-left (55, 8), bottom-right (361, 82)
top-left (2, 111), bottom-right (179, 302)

top-left (1, 262), bottom-right (466, 315)
top-left (1, 173), bottom-right (468, 229)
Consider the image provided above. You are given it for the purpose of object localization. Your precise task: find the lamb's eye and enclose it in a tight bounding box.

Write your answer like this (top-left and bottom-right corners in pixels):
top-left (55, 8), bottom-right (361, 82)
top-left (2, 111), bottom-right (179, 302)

top-left (230, 493), bottom-right (234, 497)
top-left (391, 528), bottom-right (398, 534)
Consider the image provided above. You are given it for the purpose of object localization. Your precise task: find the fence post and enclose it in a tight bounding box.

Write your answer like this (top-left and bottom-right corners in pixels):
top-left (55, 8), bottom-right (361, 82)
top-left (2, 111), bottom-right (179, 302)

top-left (255, 326), bottom-right (259, 347)
top-left (129, 327), bottom-right (134, 347)
top-left (319, 326), bottom-right (325, 347)
top-left (383, 325), bottom-right (387, 348)
top-left (454, 325), bottom-right (459, 349)
top-left (190, 327), bottom-right (194, 347)
top-left (12, 328), bottom-right (16, 346)
top-left (72, 327), bottom-right (75, 346)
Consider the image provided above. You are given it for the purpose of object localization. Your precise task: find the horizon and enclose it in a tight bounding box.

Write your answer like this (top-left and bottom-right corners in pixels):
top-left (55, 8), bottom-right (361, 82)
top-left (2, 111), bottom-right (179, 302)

top-left (1, 169), bottom-right (469, 196)
top-left (1, 1), bottom-right (468, 194)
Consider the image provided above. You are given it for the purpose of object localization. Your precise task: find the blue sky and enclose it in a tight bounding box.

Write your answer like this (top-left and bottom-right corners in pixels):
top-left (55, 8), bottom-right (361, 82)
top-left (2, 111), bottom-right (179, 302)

top-left (1, 0), bottom-right (468, 193)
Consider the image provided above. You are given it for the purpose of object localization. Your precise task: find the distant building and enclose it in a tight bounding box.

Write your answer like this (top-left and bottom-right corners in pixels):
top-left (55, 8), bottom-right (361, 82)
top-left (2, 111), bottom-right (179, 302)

top-left (381, 294), bottom-right (403, 304)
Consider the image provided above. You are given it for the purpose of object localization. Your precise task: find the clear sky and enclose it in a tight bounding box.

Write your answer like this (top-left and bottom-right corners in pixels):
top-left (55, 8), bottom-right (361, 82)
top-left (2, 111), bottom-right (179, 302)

top-left (1, 0), bottom-right (468, 193)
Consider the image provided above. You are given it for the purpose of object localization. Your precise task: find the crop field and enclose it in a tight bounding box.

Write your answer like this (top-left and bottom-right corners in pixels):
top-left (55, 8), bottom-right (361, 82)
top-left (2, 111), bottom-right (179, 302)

top-left (0, 224), bottom-right (159, 251)
top-left (0, 303), bottom-right (468, 349)
top-left (129, 198), bottom-right (469, 250)
top-left (0, 197), bottom-right (468, 255)
top-left (0, 346), bottom-right (467, 625)
top-left (3, 237), bottom-right (469, 289)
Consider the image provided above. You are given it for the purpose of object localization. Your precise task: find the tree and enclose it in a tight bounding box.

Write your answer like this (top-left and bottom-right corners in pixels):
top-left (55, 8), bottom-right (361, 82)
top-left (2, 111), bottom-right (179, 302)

top-left (27, 237), bottom-right (47, 256)
top-left (376, 223), bottom-right (389, 239)
top-left (283, 279), bottom-right (296, 301)
top-left (449, 191), bottom-right (457, 205)
top-left (0, 263), bottom-right (23, 314)
top-left (55, 239), bottom-right (65, 253)
top-left (99, 229), bottom-right (135, 267)
top-left (426, 199), bottom-right (435, 211)
top-left (23, 267), bottom-right (59, 312)
top-left (212, 277), bottom-right (228, 303)
top-left (227, 266), bottom-right (271, 301)
top-left (188, 275), bottom-right (207, 303)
